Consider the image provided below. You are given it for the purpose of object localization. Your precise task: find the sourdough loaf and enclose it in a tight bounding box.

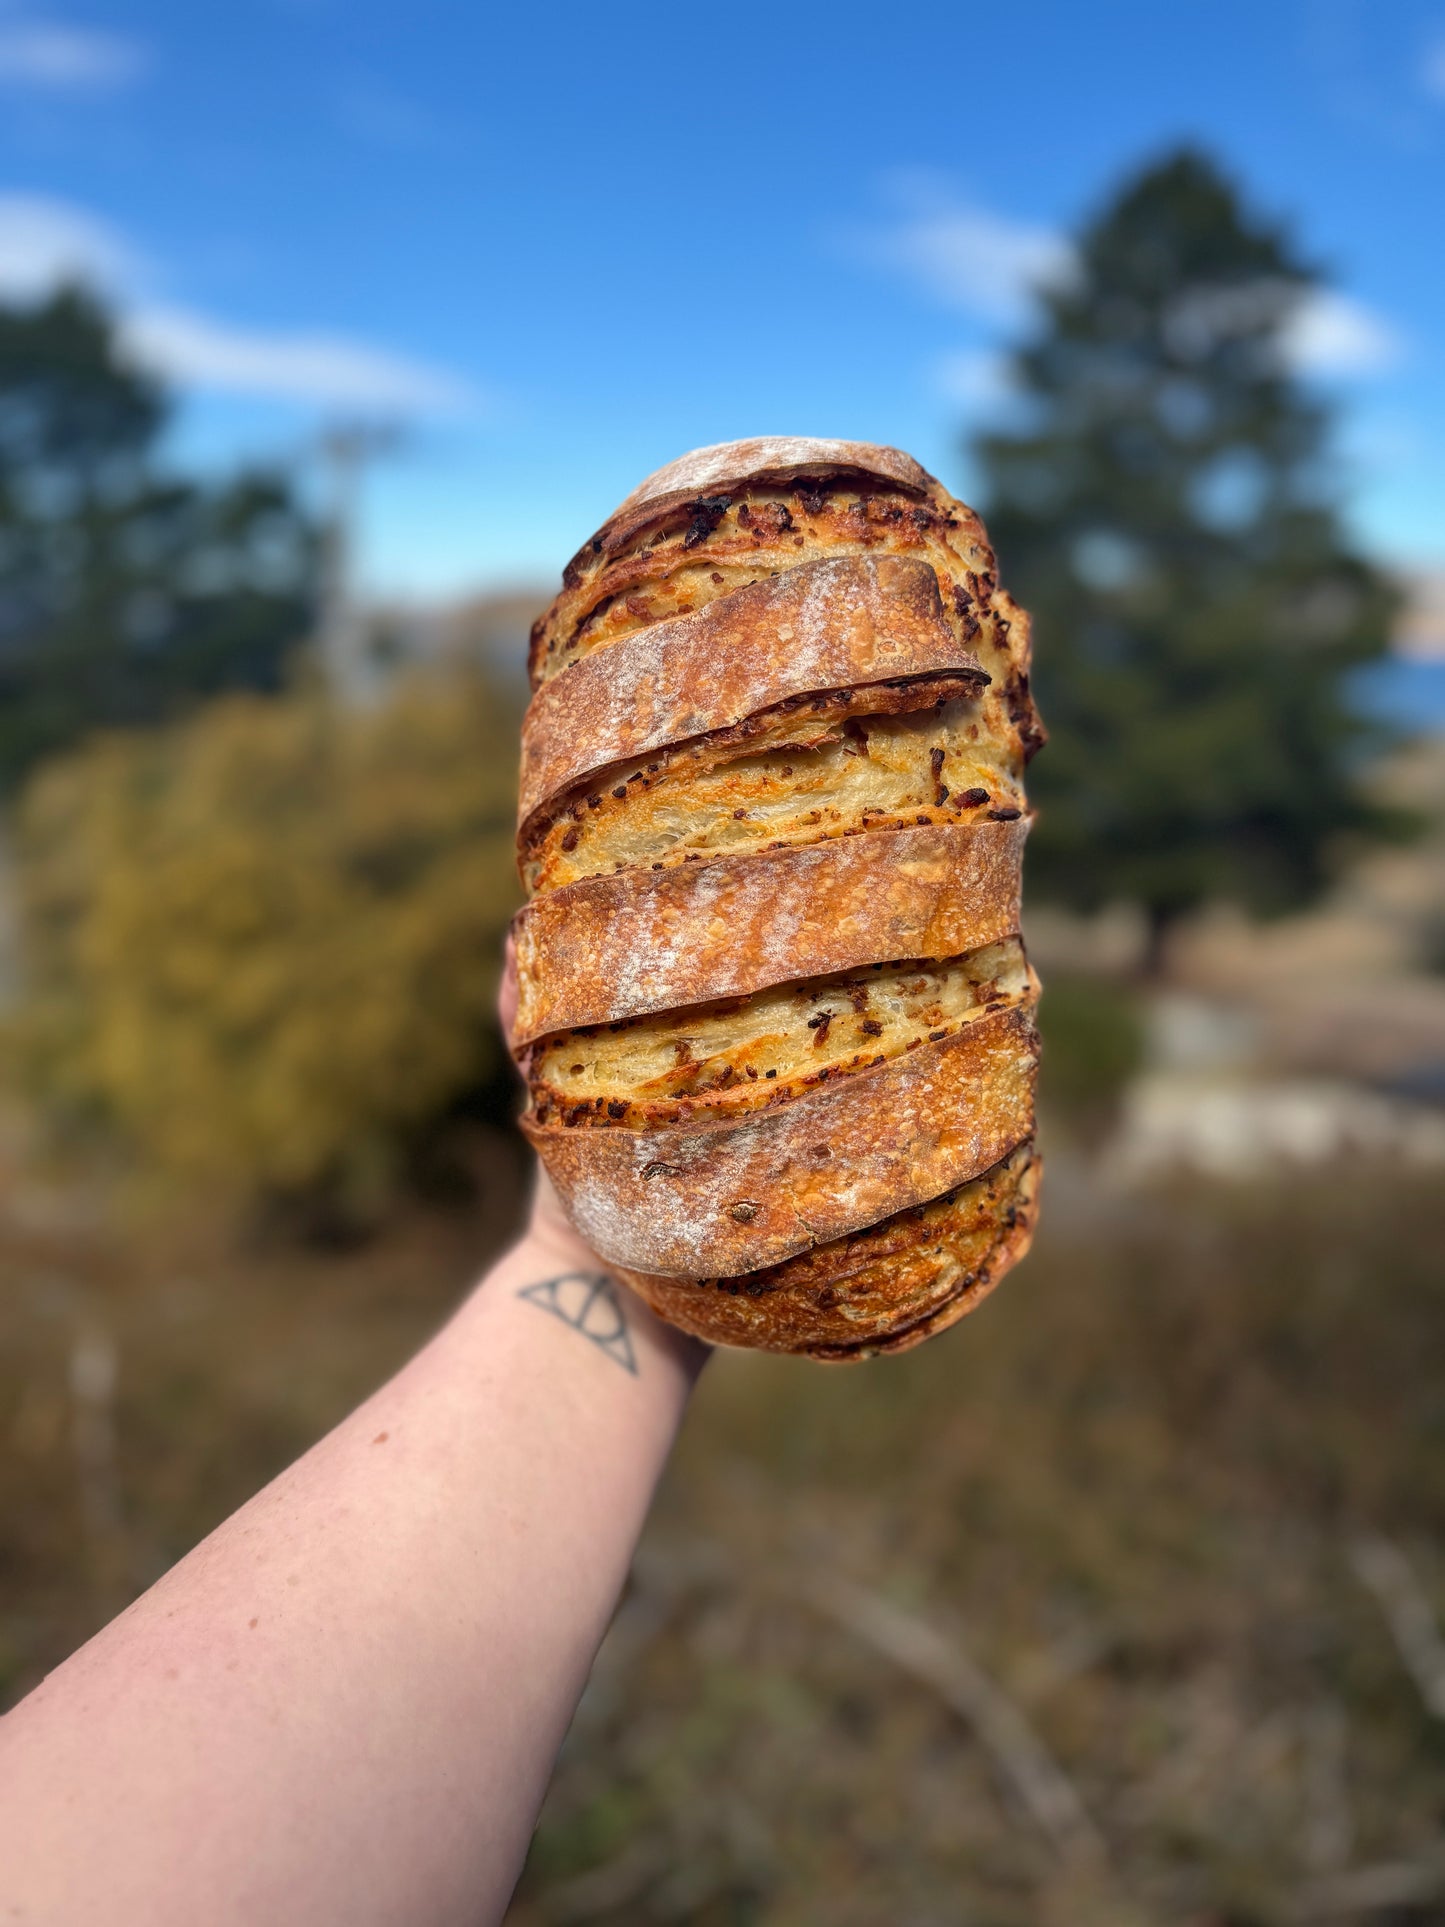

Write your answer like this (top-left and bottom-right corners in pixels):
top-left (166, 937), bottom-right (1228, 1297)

top-left (511, 437), bottom-right (1044, 1356)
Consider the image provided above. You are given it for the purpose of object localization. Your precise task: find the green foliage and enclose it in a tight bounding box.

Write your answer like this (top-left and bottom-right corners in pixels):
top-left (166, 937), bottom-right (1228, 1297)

top-left (7, 670), bottom-right (521, 1209)
top-left (1037, 974), bottom-right (1145, 1117)
top-left (976, 150), bottom-right (1400, 952)
top-left (0, 285), bottom-right (318, 792)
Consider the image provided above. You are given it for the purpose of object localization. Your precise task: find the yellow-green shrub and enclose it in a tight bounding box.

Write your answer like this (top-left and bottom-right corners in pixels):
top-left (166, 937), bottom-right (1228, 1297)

top-left (8, 670), bottom-right (521, 1207)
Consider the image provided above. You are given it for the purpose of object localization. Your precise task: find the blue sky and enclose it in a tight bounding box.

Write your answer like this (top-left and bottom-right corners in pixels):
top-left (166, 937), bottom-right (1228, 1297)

top-left (1, 0), bottom-right (1443, 604)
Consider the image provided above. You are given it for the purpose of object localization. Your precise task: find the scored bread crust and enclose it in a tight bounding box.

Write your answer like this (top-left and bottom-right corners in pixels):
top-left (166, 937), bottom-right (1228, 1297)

top-left (521, 688), bottom-right (1023, 898)
top-left (534, 491), bottom-right (1003, 692)
top-left (531, 446), bottom-right (1009, 690)
top-left (521, 994), bottom-right (1038, 1277)
top-left (515, 437), bottom-right (1043, 1349)
top-left (568, 438), bottom-right (935, 585)
top-left (510, 817), bottom-right (1027, 1045)
top-left (517, 554), bottom-right (985, 833)
top-left (525, 454), bottom-right (1043, 835)
top-left (528, 941), bottom-right (1029, 1129)
top-left (617, 1141), bottom-right (1040, 1358)
top-left (614, 437), bottom-right (935, 517)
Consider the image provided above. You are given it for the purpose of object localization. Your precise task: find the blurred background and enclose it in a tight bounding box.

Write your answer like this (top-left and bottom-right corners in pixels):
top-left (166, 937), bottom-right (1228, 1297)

top-left (2, 2), bottom-right (1445, 1921)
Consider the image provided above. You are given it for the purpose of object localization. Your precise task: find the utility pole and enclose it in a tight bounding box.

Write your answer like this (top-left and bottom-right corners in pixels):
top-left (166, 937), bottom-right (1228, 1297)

top-left (316, 422), bottom-right (401, 705)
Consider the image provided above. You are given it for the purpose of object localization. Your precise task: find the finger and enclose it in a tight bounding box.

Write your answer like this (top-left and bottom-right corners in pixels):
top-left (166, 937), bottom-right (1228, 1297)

top-left (498, 930), bottom-right (518, 1044)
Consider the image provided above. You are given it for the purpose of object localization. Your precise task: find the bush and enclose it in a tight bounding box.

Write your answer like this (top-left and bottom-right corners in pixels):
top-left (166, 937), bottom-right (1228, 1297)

top-left (1037, 973), bottom-right (1145, 1121)
top-left (7, 670), bottom-right (521, 1211)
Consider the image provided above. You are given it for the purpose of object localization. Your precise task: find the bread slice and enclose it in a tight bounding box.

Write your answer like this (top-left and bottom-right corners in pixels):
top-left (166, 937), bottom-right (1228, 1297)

top-left (514, 439), bottom-right (1043, 1349)
top-left (517, 553), bottom-right (985, 836)
top-left (525, 938), bottom-right (1031, 1127)
top-left (522, 455), bottom-right (1041, 907)
top-left (509, 817), bottom-right (1028, 1045)
top-left (616, 1140), bottom-right (1041, 1358)
top-left (522, 983), bottom-right (1039, 1277)
top-left (528, 448), bottom-right (1043, 772)
top-left (544, 438), bottom-right (937, 640)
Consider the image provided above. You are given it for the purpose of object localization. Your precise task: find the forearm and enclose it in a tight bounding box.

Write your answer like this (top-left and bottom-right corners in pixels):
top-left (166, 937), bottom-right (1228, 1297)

top-left (0, 1218), bottom-right (701, 1926)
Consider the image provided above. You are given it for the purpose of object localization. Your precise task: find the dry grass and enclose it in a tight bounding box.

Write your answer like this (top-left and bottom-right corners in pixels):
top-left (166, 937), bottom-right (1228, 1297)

top-left (0, 1125), bottom-right (529, 1699)
top-left (3, 1130), bottom-right (1443, 1925)
top-left (512, 1153), bottom-right (1445, 1926)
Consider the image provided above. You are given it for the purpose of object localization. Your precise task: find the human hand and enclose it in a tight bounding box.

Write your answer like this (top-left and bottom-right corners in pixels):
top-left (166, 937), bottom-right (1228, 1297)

top-left (498, 931), bottom-right (712, 1373)
top-left (499, 931), bottom-right (596, 1266)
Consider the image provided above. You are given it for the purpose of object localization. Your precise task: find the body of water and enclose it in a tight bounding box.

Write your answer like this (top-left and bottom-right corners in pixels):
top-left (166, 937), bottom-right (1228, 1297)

top-left (1354, 657), bottom-right (1445, 731)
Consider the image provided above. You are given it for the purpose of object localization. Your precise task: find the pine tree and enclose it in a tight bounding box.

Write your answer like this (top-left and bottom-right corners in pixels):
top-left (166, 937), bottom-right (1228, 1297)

top-left (975, 149), bottom-right (1399, 971)
top-left (0, 285), bottom-right (319, 792)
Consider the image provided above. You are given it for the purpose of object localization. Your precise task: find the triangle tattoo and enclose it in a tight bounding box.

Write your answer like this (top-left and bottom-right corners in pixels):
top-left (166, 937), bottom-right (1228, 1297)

top-left (517, 1272), bottom-right (638, 1375)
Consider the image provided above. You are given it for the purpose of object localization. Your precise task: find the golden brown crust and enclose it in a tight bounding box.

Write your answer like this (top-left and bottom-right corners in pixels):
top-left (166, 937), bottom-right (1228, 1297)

top-left (527, 942), bottom-right (1029, 1129)
top-left (509, 818), bottom-right (1028, 1044)
top-left (521, 691), bottom-right (1022, 898)
top-left (566, 438), bottom-right (937, 584)
top-left (521, 995), bottom-right (1038, 1277)
top-left (514, 438), bottom-right (1043, 1348)
top-left (615, 437), bottom-right (936, 515)
top-left (526, 469), bottom-right (1042, 789)
top-left (532, 476), bottom-right (996, 688)
top-left (516, 554), bottom-right (985, 833)
top-left (617, 1141), bottom-right (1040, 1357)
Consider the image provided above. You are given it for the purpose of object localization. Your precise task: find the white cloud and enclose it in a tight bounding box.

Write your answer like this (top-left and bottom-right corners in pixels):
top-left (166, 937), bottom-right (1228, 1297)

top-left (1119, 274), bottom-right (1401, 383)
top-left (0, 191), bottom-right (140, 294)
top-left (1281, 289), bottom-right (1403, 376)
top-left (933, 348), bottom-right (1016, 408)
top-left (854, 178), bottom-right (1400, 388)
top-left (0, 16), bottom-right (146, 90)
top-left (0, 191), bottom-right (480, 416)
top-left (850, 171), bottom-right (1073, 323)
top-left (122, 305), bottom-right (478, 413)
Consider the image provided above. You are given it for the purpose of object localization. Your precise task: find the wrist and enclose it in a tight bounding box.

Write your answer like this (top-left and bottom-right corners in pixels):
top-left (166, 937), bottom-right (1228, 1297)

top-left (477, 1212), bottom-right (710, 1400)
top-left (511, 1230), bottom-right (710, 1385)
top-left (507, 1165), bottom-right (712, 1381)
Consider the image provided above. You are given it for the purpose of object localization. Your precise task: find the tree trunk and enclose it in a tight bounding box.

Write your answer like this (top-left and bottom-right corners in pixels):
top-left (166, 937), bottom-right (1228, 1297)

top-left (1141, 902), bottom-right (1176, 982)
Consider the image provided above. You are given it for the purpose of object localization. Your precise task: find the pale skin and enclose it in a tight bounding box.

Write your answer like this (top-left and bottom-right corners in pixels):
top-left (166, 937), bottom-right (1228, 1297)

top-left (0, 963), bottom-right (709, 1926)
